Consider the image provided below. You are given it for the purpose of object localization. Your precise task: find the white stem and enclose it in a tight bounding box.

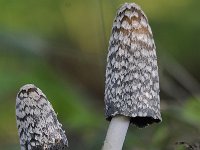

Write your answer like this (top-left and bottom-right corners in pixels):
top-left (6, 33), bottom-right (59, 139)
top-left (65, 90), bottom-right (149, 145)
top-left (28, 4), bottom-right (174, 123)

top-left (102, 115), bottom-right (130, 150)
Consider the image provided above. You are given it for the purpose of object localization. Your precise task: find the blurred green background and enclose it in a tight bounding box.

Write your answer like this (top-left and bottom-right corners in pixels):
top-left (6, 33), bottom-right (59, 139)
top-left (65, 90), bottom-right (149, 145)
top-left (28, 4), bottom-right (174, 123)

top-left (0, 0), bottom-right (200, 149)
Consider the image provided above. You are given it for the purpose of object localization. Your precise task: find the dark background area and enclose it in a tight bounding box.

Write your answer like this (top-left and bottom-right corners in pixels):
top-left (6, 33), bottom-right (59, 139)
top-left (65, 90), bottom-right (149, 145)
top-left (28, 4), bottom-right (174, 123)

top-left (0, 0), bottom-right (200, 149)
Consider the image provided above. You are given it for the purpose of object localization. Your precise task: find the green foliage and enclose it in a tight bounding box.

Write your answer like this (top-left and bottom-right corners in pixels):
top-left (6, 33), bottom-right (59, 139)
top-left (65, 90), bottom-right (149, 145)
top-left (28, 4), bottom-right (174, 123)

top-left (181, 99), bottom-right (200, 127)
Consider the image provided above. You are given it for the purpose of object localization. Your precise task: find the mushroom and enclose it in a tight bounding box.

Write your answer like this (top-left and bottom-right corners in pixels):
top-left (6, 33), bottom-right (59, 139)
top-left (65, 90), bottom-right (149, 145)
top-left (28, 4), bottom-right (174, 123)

top-left (102, 3), bottom-right (161, 150)
top-left (16, 84), bottom-right (68, 150)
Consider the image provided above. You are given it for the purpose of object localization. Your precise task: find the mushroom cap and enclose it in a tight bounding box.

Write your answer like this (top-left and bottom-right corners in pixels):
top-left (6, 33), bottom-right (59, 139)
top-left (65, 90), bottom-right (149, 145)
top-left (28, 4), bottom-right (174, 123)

top-left (104, 3), bottom-right (161, 127)
top-left (16, 84), bottom-right (68, 149)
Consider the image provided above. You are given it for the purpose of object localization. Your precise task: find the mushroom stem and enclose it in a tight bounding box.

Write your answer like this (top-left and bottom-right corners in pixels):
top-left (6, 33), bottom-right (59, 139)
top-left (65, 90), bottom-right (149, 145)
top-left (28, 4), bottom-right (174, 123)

top-left (102, 115), bottom-right (130, 150)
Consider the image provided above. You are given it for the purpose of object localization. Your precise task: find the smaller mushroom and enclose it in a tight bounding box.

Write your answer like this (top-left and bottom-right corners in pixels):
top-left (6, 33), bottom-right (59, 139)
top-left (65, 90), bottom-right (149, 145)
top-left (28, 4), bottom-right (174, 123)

top-left (16, 84), bottom-right (68, 150)
top-left (102, 3), bottom-right (161, 150)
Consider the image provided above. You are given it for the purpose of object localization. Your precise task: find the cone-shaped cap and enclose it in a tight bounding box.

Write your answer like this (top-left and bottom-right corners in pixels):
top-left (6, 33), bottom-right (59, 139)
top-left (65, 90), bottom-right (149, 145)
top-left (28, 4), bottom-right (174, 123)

top-left (104, 3), bottom-right (161, 127)
top-left (16, 84), bottom-right (68, 149)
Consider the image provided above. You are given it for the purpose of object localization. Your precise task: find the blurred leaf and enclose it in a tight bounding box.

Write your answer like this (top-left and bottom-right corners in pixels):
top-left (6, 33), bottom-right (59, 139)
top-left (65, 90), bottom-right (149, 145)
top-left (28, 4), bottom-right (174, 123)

top-left (152, 125), bottom-right (169, 147)
top-left (181, 99), bottom-right (200, 127)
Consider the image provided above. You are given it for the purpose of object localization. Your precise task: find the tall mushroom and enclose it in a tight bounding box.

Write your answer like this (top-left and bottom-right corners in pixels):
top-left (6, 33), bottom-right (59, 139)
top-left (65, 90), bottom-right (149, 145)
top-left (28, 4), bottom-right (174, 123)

top-left (16, 84), bottom-right (68, 150)
top-left (102, 3), bottom-right (161, 150)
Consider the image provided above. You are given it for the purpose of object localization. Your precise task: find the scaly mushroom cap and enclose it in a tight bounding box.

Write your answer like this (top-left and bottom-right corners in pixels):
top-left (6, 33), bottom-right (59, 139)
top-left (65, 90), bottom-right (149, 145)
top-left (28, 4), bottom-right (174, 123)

top-left (104, 3), bottom-right (161, 127)
top-left (16, 84), bottom-right (68, 150)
